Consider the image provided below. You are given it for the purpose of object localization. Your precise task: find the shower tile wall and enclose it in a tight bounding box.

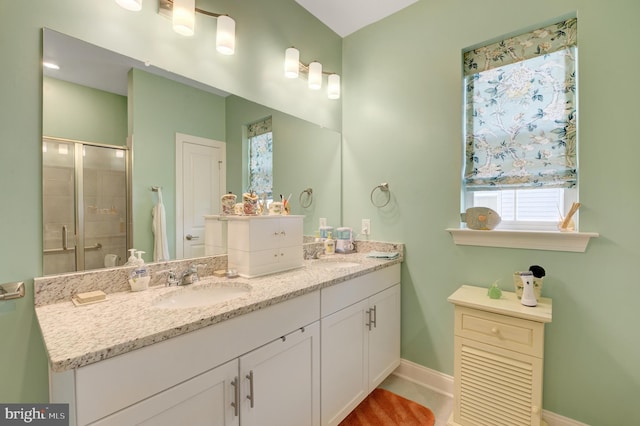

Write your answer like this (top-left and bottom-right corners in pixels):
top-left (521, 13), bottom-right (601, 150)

top-left (83, 167), bottom-right (127, 270)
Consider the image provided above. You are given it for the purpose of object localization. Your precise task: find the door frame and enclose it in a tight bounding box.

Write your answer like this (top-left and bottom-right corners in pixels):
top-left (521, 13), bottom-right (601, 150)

top-left (175, 133), bottom-right (226, 259)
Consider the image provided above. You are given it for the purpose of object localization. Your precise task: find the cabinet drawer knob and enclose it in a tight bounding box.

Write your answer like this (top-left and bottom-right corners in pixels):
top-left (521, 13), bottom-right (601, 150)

top-left (491, 327), bottom-right (499, 334)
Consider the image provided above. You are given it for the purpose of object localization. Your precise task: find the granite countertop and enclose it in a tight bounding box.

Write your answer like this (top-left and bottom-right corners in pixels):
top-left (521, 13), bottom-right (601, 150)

top-left (36, 252), bottom-right (402, 373)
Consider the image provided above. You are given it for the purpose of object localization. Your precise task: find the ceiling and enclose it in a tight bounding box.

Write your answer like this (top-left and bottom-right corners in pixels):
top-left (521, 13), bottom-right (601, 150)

top-left (295, 0), bottom-right (419, 37)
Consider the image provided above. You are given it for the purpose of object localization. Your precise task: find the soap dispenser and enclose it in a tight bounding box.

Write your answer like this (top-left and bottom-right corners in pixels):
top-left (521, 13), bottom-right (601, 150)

top-left (324, 232), bottom-right (335, 255)
top-left (124, 249), bottom-right (137, 266)
top-left (129, 251), bottom-right (150, 292)
top-left (520, 272), bottom-right (537, 307)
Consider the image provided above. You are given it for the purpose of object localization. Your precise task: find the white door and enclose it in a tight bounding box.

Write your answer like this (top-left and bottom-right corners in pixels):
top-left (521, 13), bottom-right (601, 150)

top-left (176, 133), bottom-right (226, 259)
top-left (240, 322), bottom-right (320, 426)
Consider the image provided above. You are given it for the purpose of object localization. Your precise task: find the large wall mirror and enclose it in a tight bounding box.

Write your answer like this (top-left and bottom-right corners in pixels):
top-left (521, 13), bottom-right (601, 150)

top-left (42, 28), bottom-right (341, 275)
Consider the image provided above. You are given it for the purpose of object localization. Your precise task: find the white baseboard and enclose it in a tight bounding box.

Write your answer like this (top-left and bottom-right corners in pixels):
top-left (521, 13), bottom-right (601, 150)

top-left (393, 359), bottom-right (588, 426)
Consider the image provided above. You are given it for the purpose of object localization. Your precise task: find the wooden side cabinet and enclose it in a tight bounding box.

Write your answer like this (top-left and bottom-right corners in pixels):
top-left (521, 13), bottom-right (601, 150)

top-left (447, 285), bottom-right (552, 426)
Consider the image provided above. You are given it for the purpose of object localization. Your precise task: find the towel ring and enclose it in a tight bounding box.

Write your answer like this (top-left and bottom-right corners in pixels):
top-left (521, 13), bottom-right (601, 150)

top-left (370, 183), bottom-right (391, 208)
top-left (299, 188), bottom-right (313, 208)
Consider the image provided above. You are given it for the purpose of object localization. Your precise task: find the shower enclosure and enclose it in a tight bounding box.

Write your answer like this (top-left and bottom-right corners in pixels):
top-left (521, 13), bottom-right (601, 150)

top-left (42, 137), bottom-right (129, 275)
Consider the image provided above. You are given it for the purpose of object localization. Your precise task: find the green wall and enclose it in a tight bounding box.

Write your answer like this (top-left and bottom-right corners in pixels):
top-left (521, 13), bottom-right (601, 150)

top-left (0, 0), bottom-right (339, 403)
top-left (342, 1), bottom-right (640, 424)
top-left (43, 77), bottom-right (127, 145)
top-left (3, 0), bottom-right (637, 424)
top-left (130, 69), bottom-right (226, 260)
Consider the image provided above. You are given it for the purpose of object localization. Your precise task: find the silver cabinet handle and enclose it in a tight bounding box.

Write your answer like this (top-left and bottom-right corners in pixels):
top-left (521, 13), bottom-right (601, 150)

top-left (62, 225), bottom-right (68, 250)
top-left (371, 305), bottom-right (377, 329)
top-left (230, 376), bottom-right (240, 417)
top-left (246, 370), bottom-right (255, 408)
top-left (185, 234), bottom-right (199, 240)
top-left (365, 308), bottom-right (373, 331)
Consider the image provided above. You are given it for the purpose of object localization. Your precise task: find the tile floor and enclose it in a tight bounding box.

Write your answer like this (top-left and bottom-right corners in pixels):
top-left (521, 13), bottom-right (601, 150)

top-left (378, 374), bottom-right (454, 426)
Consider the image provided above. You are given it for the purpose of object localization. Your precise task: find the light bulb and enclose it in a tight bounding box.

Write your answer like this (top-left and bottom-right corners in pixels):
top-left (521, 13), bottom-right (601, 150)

top-left (308, 61), bottom-right (322, 90)
top-left (284, 48), bottom-right (300, 78)
top-left (216, 15), bottom-right (236, 55)
top-left (115, 0), bottom-right (142, 11)
top-left (173, 0), bottom-right (195, 36)
top-left (328, 74), bottom-right (340, 99)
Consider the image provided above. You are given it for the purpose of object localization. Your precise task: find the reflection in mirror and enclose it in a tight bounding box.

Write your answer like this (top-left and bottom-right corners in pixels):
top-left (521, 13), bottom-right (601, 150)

top-left (42, 138), bottom-right (129, 275)
top-left (42, 29), bottom-right (342, 274)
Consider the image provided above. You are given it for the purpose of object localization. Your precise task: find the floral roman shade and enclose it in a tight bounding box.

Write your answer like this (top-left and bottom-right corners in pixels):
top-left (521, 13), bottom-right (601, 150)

top-left (247, 117), bottom-right (273, 197)
top-left (463, 18), bottom-right (577, 191)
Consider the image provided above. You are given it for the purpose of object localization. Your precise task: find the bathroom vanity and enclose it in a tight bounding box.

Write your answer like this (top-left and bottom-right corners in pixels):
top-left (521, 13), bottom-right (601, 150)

top-left (447, 285), bottom-right (552, 426)
top-left (36, 249), bottom-right (402, 426)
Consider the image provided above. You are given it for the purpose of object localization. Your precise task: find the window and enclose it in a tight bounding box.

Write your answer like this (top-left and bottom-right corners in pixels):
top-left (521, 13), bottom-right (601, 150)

top-left (462, 18), bottom-right (578, 231)
top-left (247, 117), bottom-right (273, 199)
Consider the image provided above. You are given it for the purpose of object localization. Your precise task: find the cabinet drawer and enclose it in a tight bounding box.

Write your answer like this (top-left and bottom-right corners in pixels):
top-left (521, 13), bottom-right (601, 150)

top-left (455, 306), bottom-right (544, 357)
top-left (321, 264), bottom-right (400, 317)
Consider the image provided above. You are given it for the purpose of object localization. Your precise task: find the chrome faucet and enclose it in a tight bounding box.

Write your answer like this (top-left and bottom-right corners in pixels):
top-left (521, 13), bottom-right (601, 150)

top-left (305, 247), bottom-right (323, 260)
top-left (157, 263), bottom-right (206, 286)
top-left (180, 263), bottom-right (207, 285)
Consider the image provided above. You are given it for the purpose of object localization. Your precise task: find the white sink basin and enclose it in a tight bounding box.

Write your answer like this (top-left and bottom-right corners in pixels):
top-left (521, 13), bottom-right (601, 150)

top-left (311, 258), bottom-right (362, 269)
top-left (152, 282), bottom-right (251, 309)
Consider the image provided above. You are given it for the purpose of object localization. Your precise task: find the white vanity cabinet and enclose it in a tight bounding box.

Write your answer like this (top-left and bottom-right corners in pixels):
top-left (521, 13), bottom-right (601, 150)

top-left (447, 285), bottom-right (552, 426)
top-left (320, 264), bottom-right (401, 426)
top-left (226, 215), bottom-right (304, 277)
top-left (90, 323), bottom-right (320, 426)
top-left (50, 291), bottom-right (320, 426)
top-left (90, 358), bottom-right (240, 426)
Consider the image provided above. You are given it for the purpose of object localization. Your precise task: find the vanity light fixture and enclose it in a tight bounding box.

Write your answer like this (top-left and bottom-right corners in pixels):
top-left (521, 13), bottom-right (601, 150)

top-left (327, 74), bottom-right (341, 100)
top-left (284, 47), bottom-right (340, 99)
top-left (157, 0), bottom-right (236, 55)
top-left (116, 0), bottom-right (143, 11)
top-left (172, 0), bottom-right (195, 36)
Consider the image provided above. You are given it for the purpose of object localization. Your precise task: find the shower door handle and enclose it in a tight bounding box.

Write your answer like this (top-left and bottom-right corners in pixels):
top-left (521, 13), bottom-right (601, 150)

top-left (62, 226), bottom-right (68, 250)
top-left (185, 234), bottom-right (199, 241)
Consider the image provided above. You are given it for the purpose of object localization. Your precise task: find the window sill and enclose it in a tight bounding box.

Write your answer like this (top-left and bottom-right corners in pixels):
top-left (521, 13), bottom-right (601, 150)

top-left (446, 228), bottom-right (599, 252)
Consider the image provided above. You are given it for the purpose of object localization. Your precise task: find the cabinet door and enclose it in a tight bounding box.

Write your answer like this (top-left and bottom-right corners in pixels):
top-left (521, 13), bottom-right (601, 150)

top-left (90, 359), bottom-right (239, 426)
top-left (320, 300), bottom-right (369, 426)
top-left (453, 336), bottom-right (543, 426)
top-left (240, 322), bottom-right (320, 426)
top-left (279, 217), bottom-right (303, 247)
top-left (368, 284), bottom-right (401, 389)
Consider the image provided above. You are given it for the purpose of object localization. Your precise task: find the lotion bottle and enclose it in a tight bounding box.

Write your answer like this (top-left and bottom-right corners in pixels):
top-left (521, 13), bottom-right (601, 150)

top-left (324, 232), bottom-right (335, 255)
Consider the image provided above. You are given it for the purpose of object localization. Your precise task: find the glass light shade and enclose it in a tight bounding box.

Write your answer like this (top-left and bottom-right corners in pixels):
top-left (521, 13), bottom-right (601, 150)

top-left (327, 74), bottom-right (340, 99)
top-left (173, 0), bottom-right (195, 36)
top-left (43, 61), bottom-right (60, 70)
top-left (115, 0), bottom-right (142, 11)
top-left (284, 48), bottom-right (300, 78)
top-left (216, 15), bottom-right (236, 55)
top-left (308, 61), bottom-right (322, 90)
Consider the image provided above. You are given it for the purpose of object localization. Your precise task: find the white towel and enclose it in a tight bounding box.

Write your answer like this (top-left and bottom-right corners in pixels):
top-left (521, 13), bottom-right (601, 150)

top-left (366, 251), bottom-right (399, 259)
top-left (152, 188), bottom-right (170, 262)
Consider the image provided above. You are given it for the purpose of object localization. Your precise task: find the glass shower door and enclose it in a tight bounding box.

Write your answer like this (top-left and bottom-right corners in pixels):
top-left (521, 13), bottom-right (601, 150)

top-left (43, 138), bottom-right (128, 275)
top-left (42, 139), bottom-right (77, 274)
